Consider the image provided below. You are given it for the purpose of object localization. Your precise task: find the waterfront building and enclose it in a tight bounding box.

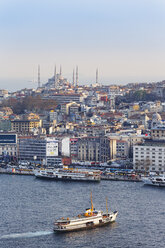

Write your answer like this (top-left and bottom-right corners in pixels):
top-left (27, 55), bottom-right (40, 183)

top-left (107, 133), bottom-right (144, 158)
top-left (116, 140), bottom-right (129, 158)
top-left (133, 140), bottom-right (165, 173)
top-left (78, 136), bottom-right (116, 163)
top-left (18, 136), bottom-right (61, 166)
top-left (70, 138), bottom-right (79, 159)
top-left (0, 133), bottom-right (17, 162)
top-left (133, 112), bottom-right (165, 172)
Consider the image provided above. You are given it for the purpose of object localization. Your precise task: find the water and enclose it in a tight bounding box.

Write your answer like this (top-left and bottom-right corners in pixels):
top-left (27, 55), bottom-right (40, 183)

top-left (0, 174), bottom-right (164, 248)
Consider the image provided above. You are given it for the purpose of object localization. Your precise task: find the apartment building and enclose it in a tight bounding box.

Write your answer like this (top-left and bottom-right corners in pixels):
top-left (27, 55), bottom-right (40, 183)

top-left (133, 140), bottom-right (165, 173)
top-left (78, 136), bottom-right (116, 162)
top-left (11, 120), bottom-right (42, 133)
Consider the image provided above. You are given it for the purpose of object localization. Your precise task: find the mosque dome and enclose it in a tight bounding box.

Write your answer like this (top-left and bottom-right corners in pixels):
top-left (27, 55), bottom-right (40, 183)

top-left (152, 112), bottom-right (162, 121)
top-left (151, 112), bottom-right (162, 129)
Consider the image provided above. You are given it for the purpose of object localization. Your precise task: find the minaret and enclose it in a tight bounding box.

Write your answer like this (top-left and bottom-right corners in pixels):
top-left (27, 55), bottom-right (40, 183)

top-left (60, 65), bottom-right (62, 76)
top-left (76, 66), bottom-right (78, 86)
top-left (96, 68), bottom-right (98, 85)
top-left (38, 65), bottom-right (40, 88)
top-left (54, 65), bottom-right (56, 88)
top-left (72, 69), bottom-right (75, 86)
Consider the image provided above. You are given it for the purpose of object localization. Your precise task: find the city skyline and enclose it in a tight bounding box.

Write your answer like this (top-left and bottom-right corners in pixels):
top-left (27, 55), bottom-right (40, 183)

top-left (1, 0), bottom-right (165, 90)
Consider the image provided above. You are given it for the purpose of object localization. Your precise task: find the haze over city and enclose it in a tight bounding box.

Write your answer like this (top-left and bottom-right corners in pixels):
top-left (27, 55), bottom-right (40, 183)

top-left (1, 0), bottom-right (165, 90)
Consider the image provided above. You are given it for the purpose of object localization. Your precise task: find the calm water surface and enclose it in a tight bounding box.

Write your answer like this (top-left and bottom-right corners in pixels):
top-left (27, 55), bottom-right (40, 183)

top-left (0, 174), bottom-right (165, 248)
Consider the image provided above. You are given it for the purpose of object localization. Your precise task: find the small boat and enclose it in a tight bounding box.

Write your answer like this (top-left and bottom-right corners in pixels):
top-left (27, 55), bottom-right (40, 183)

top-left (142, 174), bottom-right (165, 187)
top-left (34, 168), bottom-right (100, 182)
top-left (54, 193), bottom-right (118, 232)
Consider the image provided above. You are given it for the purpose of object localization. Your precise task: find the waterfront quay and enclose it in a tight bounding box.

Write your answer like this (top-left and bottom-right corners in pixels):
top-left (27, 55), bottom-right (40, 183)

top-left (0, 163), bottom-right (142, 182)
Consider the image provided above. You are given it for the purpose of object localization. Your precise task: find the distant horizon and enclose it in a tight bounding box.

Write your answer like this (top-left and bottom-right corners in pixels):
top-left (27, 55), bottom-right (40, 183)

top-left (0, 74), bottom-right (165, 92)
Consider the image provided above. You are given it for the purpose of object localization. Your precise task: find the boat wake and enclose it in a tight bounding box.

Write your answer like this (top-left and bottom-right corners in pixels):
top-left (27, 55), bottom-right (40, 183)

top-left (0, 231), bottom-right (53, 239)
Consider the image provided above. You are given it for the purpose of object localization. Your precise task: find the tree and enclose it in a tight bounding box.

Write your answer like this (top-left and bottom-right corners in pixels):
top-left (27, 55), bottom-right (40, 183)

top-left (0, 96), bottom-right (57, 114)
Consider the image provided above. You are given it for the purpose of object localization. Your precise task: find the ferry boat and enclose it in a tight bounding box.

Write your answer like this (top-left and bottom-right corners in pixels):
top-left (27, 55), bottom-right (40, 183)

top-left (34, 168), bottom-right (101, 182)
top-left (54, 193), bottom-right (118, 232)
top-left (142, 174), bottom-right (165, 187)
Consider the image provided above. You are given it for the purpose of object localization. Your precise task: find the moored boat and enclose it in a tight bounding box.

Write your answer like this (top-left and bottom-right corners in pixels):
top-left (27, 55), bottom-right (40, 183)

top-left (34, 168), bottom-right (101, 182)
top-left (54, 193), bottom-right (118, 232)
top-left (142, 174), bottom-right (165, 187)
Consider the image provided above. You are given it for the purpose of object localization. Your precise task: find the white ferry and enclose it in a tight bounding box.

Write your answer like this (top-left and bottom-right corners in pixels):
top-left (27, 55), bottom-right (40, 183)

top-left (142, 174), bottom-right (165, 187)
top-left (34, 168), bottom-right (101, 182)
top-left (54, 193), bottom-right (118, 232)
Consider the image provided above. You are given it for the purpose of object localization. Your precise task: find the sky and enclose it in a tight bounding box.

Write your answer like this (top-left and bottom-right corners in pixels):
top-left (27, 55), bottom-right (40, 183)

top-left (0, 0), bottom-right (165, 91)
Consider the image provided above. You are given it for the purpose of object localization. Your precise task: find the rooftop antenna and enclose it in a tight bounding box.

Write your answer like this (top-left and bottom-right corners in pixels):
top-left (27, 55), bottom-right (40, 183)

top-left (38, 65), bottom-right (40, 88)
top-left (76, 66), bottom-right (78, 86)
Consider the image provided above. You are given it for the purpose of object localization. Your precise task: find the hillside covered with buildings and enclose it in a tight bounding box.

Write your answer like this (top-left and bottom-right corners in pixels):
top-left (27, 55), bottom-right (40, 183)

top-left (0, 70), bottom-right (165, 173)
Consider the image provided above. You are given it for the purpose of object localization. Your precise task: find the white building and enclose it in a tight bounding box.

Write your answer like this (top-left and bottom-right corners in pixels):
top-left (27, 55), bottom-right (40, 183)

top-left (133, 141), bottom-right (165, 173)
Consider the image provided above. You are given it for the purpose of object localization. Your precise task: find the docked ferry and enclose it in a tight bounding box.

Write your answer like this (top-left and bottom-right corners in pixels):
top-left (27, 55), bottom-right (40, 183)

top-left (34, 168), bottom-right (101, 182)
top-left (54, 193), bottom-right (118, 232)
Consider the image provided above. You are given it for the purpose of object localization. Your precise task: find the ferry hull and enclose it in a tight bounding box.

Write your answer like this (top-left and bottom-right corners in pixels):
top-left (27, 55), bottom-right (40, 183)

top-left (54, 220), bottom-right (115, 233)
top-left (54, 212), bottom-right (118, 233)
top-left (35, 175), bottom-right (100, 182)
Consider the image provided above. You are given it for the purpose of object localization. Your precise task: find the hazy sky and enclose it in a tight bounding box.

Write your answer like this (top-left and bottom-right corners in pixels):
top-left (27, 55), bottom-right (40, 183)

top-left (1, 0), bottom-right (165, 91)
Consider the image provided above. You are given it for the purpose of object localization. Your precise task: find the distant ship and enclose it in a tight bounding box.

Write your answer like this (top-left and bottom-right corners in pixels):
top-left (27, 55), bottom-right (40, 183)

top-left (34, 168), bottom-right (101, 182)
top-left (142, 174), bottom-right (165, 187)
top-left (54, 193), bottom-right (118, 232)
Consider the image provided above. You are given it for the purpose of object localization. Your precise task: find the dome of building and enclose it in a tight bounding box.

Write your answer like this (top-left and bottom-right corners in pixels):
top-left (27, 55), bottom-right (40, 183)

top-left (151, 112), bottom-right (162, 129)
top-left (152, 112), bottom-right (162, 121)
